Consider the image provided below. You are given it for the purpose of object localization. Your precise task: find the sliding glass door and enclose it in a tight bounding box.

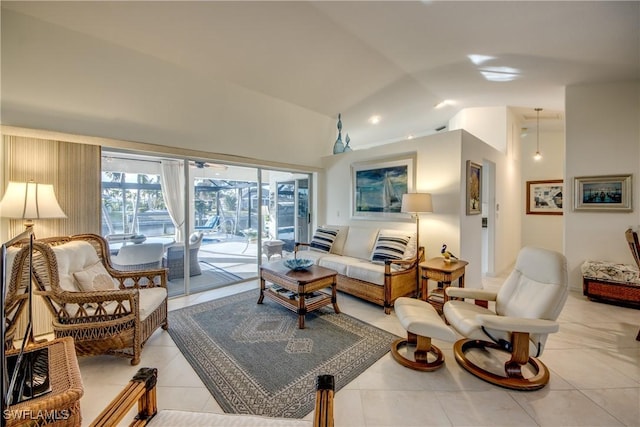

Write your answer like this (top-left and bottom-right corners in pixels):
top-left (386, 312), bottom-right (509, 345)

top-left (102, 150), bottom-right (313, 298)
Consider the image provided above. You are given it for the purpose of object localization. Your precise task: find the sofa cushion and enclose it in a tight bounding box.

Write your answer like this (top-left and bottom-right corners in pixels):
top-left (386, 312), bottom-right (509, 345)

top-left (371, 231), bottom-right (412, 264)
top-left (341, 227), bottom-right (379, 260)
top-left (318, 255), bottom-right (363, 276)
top-left (403, 232), bottom-right (418, 259)
top-left (309, 227), bottom-right (338, 253)
top-left (73, 261), bottom-right (118, 292)
top-left (294, 249), bottom-right (327, 264)
top-left (323, 225), bottom-right (349, 255)
top-left (346, 262), bottom-right (386, 286)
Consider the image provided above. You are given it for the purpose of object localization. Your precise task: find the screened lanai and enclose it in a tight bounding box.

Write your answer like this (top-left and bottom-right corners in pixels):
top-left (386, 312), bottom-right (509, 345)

top-left (101, 151), bottom-right (312, 297)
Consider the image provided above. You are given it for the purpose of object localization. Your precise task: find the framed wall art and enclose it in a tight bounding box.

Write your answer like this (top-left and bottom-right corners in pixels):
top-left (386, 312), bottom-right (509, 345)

top-left (351, 153), bottom-right (416, 219)
top-left (466, 161), bottom-right (482, 215)
top-left (574, 174), bottom-right (632, 212)
top-left (526, 180), bottom-right (563, 215)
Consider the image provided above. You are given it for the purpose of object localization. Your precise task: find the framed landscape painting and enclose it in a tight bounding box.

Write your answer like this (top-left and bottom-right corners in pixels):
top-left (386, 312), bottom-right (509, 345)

top-left (466, 161), bottom-right (482, 215)
top-left (574, 174), bottom-right (632, 212)
top-left (526, 180), bottom-right (563, 215)
top-left (351, 154), bottom-right (416, 219)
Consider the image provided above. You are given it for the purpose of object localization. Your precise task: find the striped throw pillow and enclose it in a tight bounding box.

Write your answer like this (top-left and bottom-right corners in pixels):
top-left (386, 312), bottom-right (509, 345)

top-left (309, 227), bottom-right (338, 253)
top-left (371, 232), bottom-right (412, 264)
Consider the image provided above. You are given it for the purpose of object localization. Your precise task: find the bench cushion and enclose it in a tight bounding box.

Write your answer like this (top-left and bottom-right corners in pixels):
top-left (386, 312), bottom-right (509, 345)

top-left (581, 260), bottom-right (640, 285)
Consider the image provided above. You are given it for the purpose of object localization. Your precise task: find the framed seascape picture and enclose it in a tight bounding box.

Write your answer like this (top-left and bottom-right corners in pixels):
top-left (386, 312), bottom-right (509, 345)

top-left (574, 174), bottom-right (632, 212)
top-left (351, 154), bottom-right (416, 219)
top-left (526, 180), bottom-right (563, 215)
top-left (466, 161), bottom-right (482, 215)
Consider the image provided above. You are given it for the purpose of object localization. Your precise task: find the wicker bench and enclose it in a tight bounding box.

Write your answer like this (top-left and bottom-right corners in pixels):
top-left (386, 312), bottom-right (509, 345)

top-left (581, 261), bottom-right (640, 308)
top-left (581, 229), bottom-right (640, 309)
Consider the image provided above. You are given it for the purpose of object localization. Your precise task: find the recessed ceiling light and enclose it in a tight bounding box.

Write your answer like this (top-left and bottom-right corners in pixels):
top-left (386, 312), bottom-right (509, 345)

top-left (368, 115), bottom-right (381, 124)
top-left (407, 134), bottom-right (414, 140)
top-left (434, 100), bottom-right (455, 109)
top-left (468, 54), bottom-right (495, 65)
top-left (480, 66), bottom-right (520, 82)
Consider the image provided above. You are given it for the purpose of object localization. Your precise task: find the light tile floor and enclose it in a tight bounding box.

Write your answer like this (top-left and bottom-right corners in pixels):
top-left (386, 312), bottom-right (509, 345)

top-left (79, 277), bottom-right (640, 426)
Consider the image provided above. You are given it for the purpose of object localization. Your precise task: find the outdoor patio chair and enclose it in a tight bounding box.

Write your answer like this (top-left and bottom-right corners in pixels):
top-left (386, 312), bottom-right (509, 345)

top-left (9, 233), bottom-right (168, 365)
top-left (162, 231), bottom-right (204, 280)
top-left (110, 242), bottom-right (164, 272)
top-left (194, 215), bottom-right (220, 232)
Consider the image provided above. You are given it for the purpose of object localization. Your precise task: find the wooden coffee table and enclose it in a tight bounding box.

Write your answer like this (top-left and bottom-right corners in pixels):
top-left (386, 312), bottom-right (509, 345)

top-left (258, 261), bottom-right (340, 328)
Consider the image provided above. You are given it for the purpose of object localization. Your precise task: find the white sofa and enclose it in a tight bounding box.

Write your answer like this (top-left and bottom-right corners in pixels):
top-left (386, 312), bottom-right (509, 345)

top-left (295, 225), bottom-right (424, 314)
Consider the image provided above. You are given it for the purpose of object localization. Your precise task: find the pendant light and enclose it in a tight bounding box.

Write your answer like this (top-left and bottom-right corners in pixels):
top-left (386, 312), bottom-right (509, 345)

top-left (533, 108), bottom-right (543, 161)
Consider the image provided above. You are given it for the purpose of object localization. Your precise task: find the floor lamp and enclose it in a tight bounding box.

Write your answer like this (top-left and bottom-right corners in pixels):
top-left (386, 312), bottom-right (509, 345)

top-left (401, 193), bottom-right (433, 296)
top-left (1, 181), bottom-right (66, 407)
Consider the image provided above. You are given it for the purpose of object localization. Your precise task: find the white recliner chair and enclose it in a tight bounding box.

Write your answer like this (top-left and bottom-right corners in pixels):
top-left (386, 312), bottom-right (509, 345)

top-left (443, 246), bottom-right (568, 390)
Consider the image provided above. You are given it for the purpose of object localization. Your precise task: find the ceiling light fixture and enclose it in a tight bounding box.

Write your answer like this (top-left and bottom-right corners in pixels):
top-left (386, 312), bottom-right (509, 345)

top-left (534, 108), bottom-right (543, 161)
top-left (368, 115), bottom-right (381, 125)
top-left (434, 100), bottom-right (454, 109)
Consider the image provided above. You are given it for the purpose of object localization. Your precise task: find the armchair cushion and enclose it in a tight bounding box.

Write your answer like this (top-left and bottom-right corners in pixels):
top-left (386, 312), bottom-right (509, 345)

top-left (53, 240), bottom-right (102, 291)
top-left (476, 314), bottom-right (559, 335)
top-left (139, 287), bottom-right (168, 321)
top-left (73, 262), bottom-right (118, 292)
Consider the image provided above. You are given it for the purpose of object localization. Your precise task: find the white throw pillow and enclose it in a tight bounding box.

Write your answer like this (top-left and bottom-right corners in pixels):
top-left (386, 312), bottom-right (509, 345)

top-left (73, 262), bottom-right (118, 292)
top-left (370, 231), bottom-right (412, 264)
top-left (309, 227), bottom-right (338, 253)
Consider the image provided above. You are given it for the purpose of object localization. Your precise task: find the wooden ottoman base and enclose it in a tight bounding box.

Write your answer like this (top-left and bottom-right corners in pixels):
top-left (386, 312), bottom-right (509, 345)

top-left (391, 333), bottom-right (445, 371)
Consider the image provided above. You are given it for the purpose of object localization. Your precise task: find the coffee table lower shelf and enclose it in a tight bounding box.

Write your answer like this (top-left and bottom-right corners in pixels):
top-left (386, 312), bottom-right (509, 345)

top-left (258, 262), bottom-right (340, 329)
top-left (264, 286), bottom-right (333, 315)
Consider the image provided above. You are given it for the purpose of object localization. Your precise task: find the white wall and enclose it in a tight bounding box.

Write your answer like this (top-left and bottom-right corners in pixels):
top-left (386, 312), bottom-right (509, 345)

top-left (321, 129), bottom-right (516, 288)
top-left (521, 130), bottom-right (565, 253)
top-left (565, 81), bottom-right (640, 289)
top-left (1, 9), bottom-right (333, 168)
top-left (449, 106), bottom-right (509, 153)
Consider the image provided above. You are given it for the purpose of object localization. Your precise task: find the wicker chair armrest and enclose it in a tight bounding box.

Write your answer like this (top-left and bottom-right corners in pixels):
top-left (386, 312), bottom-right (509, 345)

top-left (36, 288), bottom-right (138, 305)
top-left (108, 267), bottom-right (168, 289)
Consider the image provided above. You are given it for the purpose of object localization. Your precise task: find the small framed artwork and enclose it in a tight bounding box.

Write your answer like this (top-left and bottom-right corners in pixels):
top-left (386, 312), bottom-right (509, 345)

top-left (466, 161), bottom-right (482, 215)
top-left (574, 174), bottom-right (632, 212)
top-left (351, 153), bottom-right (416, 219)
top-left (526, 180), bottom-right (563, 215)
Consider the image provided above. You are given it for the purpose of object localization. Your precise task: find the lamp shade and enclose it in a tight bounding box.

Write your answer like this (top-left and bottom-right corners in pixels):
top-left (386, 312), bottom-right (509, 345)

top-left (0, 181), bottom-right (67, 220)
top-left (401, 193), bottom-right (433, 214)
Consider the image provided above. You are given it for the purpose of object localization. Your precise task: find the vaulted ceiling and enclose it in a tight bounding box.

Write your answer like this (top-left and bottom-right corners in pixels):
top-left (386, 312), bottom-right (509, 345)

top-left (3, 1), bottom-right (639, 149)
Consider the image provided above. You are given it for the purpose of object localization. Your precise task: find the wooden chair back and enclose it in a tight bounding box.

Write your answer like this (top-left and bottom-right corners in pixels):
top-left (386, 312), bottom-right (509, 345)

top-left (625, 228), bottom-right (640, 270)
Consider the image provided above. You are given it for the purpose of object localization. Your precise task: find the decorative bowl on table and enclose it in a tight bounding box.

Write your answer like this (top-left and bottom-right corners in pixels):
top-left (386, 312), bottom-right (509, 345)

top-left (284, 258), bottom-right (314, 271)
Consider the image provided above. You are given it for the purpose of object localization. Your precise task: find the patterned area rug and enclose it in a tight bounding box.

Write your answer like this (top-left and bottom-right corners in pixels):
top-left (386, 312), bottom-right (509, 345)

top-left (166, 263), bottom-right (243, 297)
top-left (168, 290), bottom-right (398, 418)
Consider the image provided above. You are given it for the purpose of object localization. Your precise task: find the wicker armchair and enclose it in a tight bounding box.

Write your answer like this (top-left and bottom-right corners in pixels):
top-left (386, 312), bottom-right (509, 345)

top-left (10, 233), bottom-right (169, 365)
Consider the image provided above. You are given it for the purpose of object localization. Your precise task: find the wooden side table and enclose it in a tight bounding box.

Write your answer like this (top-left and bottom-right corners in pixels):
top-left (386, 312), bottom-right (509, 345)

top-left (420, 258), bottom-right (468, 313)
